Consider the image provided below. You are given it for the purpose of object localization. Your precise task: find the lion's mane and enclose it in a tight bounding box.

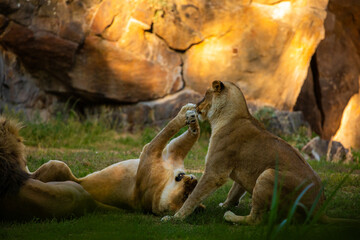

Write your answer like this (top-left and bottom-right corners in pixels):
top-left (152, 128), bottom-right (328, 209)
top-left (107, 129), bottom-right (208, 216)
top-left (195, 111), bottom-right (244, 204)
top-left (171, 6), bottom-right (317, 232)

top-left (0, 117), bottom-right (30, 199)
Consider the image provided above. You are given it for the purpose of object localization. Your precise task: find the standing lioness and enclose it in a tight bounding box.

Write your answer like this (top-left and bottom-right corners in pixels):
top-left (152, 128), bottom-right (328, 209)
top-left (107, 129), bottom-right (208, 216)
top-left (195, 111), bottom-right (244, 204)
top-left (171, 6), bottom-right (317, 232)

top-left (164, 80), bottom-right (326, 224)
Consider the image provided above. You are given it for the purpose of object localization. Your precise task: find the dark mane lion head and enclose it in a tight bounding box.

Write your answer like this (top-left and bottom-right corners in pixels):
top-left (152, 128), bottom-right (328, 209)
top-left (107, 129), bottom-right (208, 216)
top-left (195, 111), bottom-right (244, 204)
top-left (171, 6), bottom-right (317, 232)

top-left (0, 116), bottom-right (29, 198)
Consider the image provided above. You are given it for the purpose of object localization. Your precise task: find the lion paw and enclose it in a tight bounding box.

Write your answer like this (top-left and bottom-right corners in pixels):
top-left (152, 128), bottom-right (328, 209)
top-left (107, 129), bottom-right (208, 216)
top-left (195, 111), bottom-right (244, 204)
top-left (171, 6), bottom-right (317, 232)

top-left (161, 215), bottom-right (173, 222)
top-left (186, 110), bottom-right (198, 134)
top-left (219, 202), bottom-right (227, 208)
top-left (186, 110), bottom-right (196, 125)
top-left (224, 211), bottom-right (237, 222)
top-left (175, 104), bottom-right (196, 127)
top-left (179, 103), bottom-right (196, 115)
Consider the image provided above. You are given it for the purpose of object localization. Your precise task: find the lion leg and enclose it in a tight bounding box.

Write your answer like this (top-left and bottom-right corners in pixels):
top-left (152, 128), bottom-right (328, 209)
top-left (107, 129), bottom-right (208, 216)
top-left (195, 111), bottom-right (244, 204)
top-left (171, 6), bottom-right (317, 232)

top-left (219, 181), bottom-right (246, 208)
top-left (32, 160), bottom-right (78, 183)
top-left (224, 169), bottom-right (277, 225)
top-left (163, 109), bottom-right (200, 168)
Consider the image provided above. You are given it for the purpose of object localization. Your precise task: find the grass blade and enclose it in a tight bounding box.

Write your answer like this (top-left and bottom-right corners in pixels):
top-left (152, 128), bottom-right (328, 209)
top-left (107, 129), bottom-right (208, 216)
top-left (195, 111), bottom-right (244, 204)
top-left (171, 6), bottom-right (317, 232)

top-left (266, 155), bottom-right (280, 240)
top-left (286, 183), bottom-right (314, 224)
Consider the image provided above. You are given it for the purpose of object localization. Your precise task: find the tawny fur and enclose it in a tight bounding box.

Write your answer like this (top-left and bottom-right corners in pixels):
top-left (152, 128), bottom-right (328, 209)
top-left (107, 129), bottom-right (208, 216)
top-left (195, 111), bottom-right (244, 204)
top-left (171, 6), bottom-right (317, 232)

top-left (169, 81), bottom-right (326, 225)
top-left (32, 105), bottom-right (200, 215)
top-left (0, 117), bottom-right (113, 221)
top-left (0, 117), bottom-right (29, 199)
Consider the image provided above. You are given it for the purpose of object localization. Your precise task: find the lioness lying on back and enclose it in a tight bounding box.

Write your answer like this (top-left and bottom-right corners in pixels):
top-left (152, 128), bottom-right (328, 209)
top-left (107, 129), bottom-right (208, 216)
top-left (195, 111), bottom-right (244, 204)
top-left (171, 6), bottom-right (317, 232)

top-left (32, 104), bottom-right (200, 215)
top-left (163, 81), bottom-right (328, 224)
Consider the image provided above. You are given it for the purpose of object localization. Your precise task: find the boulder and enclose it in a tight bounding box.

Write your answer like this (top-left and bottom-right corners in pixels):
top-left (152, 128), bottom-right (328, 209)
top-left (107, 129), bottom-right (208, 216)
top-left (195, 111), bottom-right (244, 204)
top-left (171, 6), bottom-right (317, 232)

top-left (0, 0), bottom-right (328, 108)
top-left (313, 10), bottom-right (360, 140)
top-left (295, 0), bottom-right (360, 144)
top-left (141, 88), bottom-right (203, 125)
top-left (326, 139), bottom-right (353, 163)
top-left (179, 0), bottom-right (328, 110)
top-left (0, 0), bottom-right (184, 104)
top-left (253, 107), bottom-right (311, 136)
top-left (0, 21), bottom-right (78, 76)
top-left (69, 34), bottom-right (183, 103)
top-left (0, 51), bottom-right (58, 121)
top-left (302, 137), bottom-right (329, 161)
top-left (84, 88), bottom-right (203, 131)
top-left (302, 136), bottom-right (354, 163)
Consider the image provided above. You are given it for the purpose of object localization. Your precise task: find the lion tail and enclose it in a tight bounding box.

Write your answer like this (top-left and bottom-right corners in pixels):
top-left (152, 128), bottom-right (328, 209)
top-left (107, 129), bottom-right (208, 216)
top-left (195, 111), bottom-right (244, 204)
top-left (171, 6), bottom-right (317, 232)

top-left (319, 215), bottom-right (360, 225)
top-left (95, 201), bottom-right (120, 212)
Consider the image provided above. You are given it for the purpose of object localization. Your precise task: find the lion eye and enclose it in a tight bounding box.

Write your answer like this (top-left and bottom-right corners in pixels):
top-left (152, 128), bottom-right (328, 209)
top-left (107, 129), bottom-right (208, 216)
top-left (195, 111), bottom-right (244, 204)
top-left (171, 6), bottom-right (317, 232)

top-left (175, 173), bottom-right (185, 182)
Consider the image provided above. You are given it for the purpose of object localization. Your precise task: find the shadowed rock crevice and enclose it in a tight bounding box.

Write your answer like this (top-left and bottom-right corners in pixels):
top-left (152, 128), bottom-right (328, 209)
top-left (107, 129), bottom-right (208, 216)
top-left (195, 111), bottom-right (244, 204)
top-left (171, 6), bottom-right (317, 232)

top-left (155, 32), bottom-right (205, 54)
top-left (295, 0), bottom-right (360, 145)
top-left (310, 53), bottom-right (325, 129)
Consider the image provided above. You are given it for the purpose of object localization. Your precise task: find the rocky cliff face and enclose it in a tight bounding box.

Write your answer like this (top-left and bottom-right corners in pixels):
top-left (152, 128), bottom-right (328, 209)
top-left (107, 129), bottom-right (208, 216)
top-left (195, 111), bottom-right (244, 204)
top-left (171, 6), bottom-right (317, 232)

top-left (295, 0), bottom-right (360, 148)
top-left (0, 0), bottom-right (359, 148)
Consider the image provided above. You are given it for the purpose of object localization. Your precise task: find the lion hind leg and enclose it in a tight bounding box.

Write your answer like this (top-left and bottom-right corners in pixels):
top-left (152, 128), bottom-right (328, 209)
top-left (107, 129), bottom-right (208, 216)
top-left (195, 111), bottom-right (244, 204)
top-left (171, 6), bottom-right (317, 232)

top-left (224, 208), bottom-right (264, 225)
top-left (224, 211), bottom-right (260, 225)
top-left (224, 169), bottom-right (280, 225)
top-left (219, 181), bottom-right (246, 208)
top-left (226, 169), bottom-right (316, 225)
top-left (32, 160), bottom-right (78, 182)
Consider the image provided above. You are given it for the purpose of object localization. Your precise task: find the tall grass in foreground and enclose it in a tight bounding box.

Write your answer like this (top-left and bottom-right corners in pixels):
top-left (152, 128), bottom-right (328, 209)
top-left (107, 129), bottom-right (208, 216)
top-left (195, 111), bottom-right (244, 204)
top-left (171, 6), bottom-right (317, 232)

top-left (265, 163), bottom-right (356, 240)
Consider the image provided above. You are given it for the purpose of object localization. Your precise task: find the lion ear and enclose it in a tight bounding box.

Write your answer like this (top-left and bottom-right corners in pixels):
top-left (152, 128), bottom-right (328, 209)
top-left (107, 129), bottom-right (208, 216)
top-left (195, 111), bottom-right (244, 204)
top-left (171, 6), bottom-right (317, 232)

top-left (212, 80), bottom-right (224, 93)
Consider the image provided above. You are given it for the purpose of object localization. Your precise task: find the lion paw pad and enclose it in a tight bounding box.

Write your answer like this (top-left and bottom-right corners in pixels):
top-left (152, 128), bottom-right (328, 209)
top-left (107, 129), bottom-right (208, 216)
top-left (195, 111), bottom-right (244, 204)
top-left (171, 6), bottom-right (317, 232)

top-left (186, 110), bottom-right (198, 134)
top-left (186, 110), bottom-right (196, 124)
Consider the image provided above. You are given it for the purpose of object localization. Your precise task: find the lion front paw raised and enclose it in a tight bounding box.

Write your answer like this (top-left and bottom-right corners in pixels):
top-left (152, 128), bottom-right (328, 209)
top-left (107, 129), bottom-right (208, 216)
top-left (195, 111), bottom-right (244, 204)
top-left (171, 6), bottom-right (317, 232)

top-left (185, 110), bottom-right (196, 124)
top-left (179, 103), bottom-right (196, 115)
top-left (175, 103), bottom-right (196, 127)
top-left (186, 110), bottom-right (199, 134)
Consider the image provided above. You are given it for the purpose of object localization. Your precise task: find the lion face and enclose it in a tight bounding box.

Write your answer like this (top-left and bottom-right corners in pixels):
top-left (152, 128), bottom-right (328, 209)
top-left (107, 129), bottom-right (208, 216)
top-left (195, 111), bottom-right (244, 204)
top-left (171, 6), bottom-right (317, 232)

top-left (196, 80), bottom-right (226, 121)
top-left (168, 173), bottom-right (198, 212)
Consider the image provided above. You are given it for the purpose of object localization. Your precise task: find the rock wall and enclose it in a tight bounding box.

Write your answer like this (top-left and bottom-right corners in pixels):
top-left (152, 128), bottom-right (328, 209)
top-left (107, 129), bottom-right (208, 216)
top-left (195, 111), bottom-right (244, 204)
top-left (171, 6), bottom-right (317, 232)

top-left (0, 0), bottom-right (328, 106)
top-left (295, 0), bottom-right (360, 146)
top-left (1, 0), bottom-right (359, 149)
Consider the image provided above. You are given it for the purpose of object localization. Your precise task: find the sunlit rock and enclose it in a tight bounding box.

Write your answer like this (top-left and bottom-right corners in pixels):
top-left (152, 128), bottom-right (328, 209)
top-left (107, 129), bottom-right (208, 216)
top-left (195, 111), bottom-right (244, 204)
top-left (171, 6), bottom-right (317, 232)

top-left (0, 0), bottom-right (338, 131)
top-left (334, 94), bottom-right (360, 150)
top-left (69, 34), bottom-right (183, 102)
top-left (294, 0), bottom-right (360, 143)
top-left (170, 0), bottom-right (328, 109)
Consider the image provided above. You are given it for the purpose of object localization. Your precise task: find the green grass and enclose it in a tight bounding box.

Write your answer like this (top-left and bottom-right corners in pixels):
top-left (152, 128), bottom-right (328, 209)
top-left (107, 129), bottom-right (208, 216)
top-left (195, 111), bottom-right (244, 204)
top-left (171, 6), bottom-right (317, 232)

top-left (1, 112), bottom-right (360, 240)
